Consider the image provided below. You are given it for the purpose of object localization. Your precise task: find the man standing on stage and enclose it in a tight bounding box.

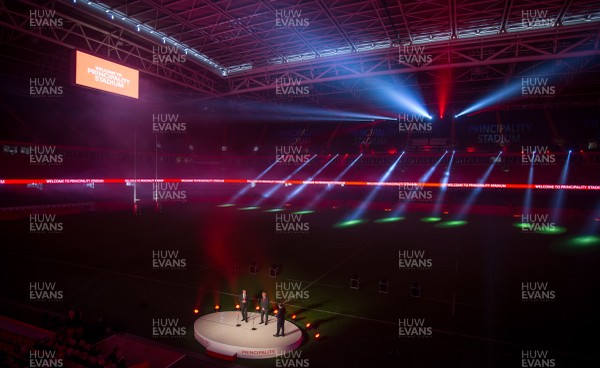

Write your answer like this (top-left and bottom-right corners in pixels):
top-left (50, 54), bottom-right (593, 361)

top-left (239, 289), bottom-right (249, 322)
top-left (259, 291), bottom-right (269, 325)
top-left (274, 302), bottom-right (286, 337)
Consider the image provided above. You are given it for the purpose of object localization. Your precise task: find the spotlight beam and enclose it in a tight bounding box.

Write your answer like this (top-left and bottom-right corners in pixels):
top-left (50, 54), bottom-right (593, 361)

top-left (344, 153), bottom-right (404, 221)
top-left (228, 160), bottom-right (279, 203)
top-left (306, 154), bottom-right (363, 209)
top-left (431, 150), bottom-right (455, 216)
top-left (391, 151), bottom-right (448, 217)
top-left (522, 151), bottom-right (536, 216)
top-left (280, 154), bottom-right (338, 205)
top-left (454, 152), bottom-right (502, 219)
top-left (254, 155), bottom-right (316, 205)
top-left (550, 151), bottom-right (571, 224)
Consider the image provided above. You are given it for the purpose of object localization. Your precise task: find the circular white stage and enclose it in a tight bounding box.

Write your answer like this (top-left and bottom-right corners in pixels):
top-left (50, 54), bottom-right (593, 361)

top-left (194, 311), bottom-right (303, 360)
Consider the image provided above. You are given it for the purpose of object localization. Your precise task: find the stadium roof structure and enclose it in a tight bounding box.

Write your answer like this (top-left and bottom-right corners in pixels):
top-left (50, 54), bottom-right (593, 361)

top-left (1, 0), bottom-right (600, 113)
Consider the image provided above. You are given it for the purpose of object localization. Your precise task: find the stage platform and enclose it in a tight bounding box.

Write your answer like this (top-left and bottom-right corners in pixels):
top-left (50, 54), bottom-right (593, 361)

top-left (193, 311), bottom-right (302, 360)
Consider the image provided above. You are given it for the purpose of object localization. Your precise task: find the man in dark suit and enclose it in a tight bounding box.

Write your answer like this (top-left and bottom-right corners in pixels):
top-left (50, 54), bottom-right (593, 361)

top-left (273, 302), bottom-right (286, 337)
top-left (259, 291), bottom-right (269, 325)
top-left (239, 289), bottom-right (249, 322)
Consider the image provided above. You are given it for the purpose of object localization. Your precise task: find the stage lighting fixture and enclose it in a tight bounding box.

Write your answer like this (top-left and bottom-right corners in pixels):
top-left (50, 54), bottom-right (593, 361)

top-left (253, 146), bottom-right (259, 152)
top-left (193, 309), bottom-right (199, 314)
top-left (306, 323), bottom-right (311, 329)
top-left (255, 305), bottom-right (260, 311)
top-left (274, 309), bottom-right (278, 314)
top-left (291, 314), bottom-right (297, 320)
top-left (221, 146), bottom-right (227, 151)
top-left (214, 305), bottom-right (220, 311)
top-left (235, 304), bottom-right (240, 310)
top-left (315, 333), bottom-right (321, 340)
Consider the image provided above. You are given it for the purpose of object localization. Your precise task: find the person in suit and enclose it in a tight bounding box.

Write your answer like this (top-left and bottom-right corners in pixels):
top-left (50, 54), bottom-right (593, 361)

top-left (239, 289), bottom-right (249, 322)
top-left (259, 291), bottom-right (269, 325)
top-left (274, 302), bottom-right (286, 337)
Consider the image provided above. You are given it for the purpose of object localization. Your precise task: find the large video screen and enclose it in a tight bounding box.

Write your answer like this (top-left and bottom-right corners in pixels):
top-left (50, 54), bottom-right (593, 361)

top-left (74, 50), bottom-right (139, 99)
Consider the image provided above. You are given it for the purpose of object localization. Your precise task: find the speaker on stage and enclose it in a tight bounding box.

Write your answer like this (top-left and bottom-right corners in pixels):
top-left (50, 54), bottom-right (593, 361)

top-left (350, 275), bottom-right (360, 289)
top-left (378, 279), bottom-right (389, 294)
top-left (269, 264), bottom-right (280, 278)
